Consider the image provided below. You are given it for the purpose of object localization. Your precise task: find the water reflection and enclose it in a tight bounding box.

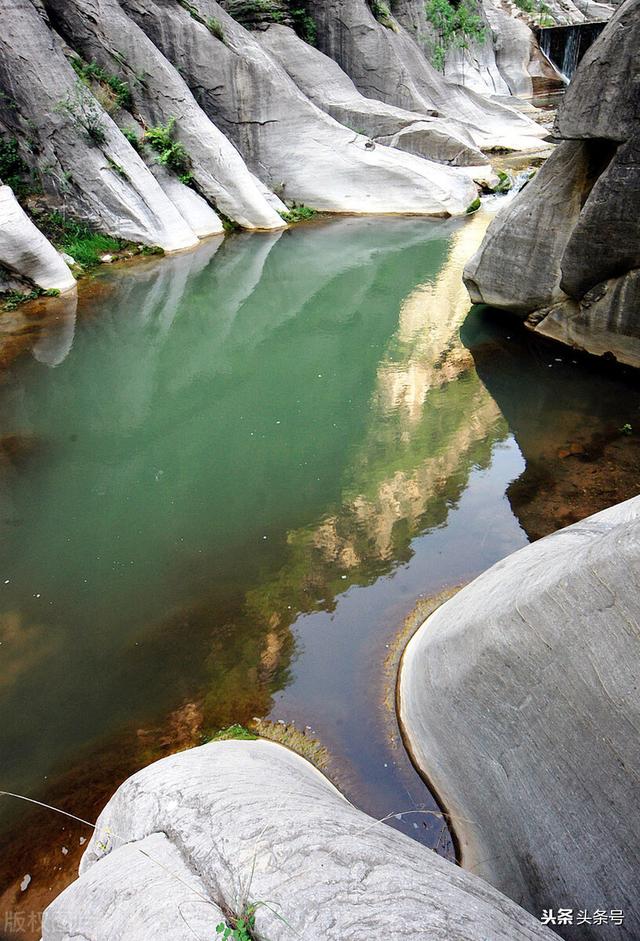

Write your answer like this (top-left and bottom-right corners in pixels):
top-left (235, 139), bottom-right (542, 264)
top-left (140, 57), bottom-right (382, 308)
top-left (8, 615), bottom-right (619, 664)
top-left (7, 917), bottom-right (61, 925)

top-left (1, 215), bottom-right (639, 932)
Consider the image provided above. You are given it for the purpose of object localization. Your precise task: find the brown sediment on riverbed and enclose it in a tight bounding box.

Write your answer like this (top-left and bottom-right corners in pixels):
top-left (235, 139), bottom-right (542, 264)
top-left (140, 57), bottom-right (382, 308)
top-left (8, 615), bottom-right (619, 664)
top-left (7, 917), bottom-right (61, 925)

top-left (508, 426), bottom-right (640, 541)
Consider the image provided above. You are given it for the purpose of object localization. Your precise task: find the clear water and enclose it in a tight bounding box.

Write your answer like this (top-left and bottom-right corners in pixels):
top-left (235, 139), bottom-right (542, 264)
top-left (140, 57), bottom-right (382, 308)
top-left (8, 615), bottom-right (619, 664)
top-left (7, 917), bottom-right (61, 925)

top-left (1, 214), bottom-right (639, 906)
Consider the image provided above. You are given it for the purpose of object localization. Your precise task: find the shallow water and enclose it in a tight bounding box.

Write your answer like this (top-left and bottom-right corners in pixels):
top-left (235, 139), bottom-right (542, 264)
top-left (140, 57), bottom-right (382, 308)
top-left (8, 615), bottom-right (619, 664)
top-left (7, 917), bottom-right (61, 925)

top-left (1, 214), bottom-right (639, 921)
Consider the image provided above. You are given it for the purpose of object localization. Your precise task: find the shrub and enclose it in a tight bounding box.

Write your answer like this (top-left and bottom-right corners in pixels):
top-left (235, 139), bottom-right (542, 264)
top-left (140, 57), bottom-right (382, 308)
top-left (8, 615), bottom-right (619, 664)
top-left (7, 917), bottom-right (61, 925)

top-left (207, 17), bottom-right (225, 40)
top-left (0, 136), bottom-right (32, 197)
top-left (370, 0), bottom-right (396, 29)
top-left (144, 117), bottom-right (193, 185)
top-left (121, 126), bottom-right (144, 152)
top-left (71, 57), bottom-right (133, 110)
top-left (279, 205), bottom-right (317, 223)
top-left (55, 81), bottom-right (107, 145)
top-left (425, 0), bottom-right (486, 68)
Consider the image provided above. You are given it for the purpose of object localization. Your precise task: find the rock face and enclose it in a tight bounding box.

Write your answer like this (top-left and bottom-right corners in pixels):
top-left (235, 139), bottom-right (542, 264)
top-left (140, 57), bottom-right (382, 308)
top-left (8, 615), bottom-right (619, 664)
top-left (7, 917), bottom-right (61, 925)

top-left (257, 24), bottom-right (488, 167)
top-left (0, 0), bottom-right (200, 252)
top-left (0, 185), bottom-right (77, 293)
top-left (121, 0), bottom-right (478, 216)
top-left (43, 740), bottom-right (558, 941)
top-left (399, 495), bottom-right (640, 940)
top-left (42, 0), bottom-right (284, 231)
top-left (464, 0), bottom-right (640, 367)
top-left (305, 0), bottom-right (547, 152)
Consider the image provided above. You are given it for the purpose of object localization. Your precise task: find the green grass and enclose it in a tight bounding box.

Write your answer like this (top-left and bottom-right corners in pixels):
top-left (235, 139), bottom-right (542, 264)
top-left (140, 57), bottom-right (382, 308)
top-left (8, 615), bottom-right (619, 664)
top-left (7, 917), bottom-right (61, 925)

top-left (62, 233), bottom-right (123, 267)
top-left (71, 56), bottom-right (133, 110)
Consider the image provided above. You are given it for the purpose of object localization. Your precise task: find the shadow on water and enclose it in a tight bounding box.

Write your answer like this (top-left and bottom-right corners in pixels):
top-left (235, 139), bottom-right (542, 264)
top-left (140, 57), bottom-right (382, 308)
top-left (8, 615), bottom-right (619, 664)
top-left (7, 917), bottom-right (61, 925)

top-left (0, 213), bottom-right (639, 934)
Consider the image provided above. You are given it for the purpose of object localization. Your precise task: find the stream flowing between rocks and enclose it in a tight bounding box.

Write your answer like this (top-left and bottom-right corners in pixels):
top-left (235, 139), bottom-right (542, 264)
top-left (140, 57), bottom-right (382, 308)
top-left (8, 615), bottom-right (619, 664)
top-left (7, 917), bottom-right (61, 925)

top-left (1, 212), bottom-right (640, 930)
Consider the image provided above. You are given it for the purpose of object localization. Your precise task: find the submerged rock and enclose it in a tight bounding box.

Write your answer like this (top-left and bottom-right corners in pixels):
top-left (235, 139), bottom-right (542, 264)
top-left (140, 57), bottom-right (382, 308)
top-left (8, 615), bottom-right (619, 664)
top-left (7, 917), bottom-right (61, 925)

top-left (399, 495), bottom-right (640, 939)
top-left (0, 184), bottom-right (76, 294)
top-left (463, 0), bottom-right (640, 367)
top-left (43, 740), bottom-right (557, 940)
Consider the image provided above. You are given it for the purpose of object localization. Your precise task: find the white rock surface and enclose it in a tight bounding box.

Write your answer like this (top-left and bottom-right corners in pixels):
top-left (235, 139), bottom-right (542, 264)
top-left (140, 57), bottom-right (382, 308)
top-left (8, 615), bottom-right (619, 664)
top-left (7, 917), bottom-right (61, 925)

top-left (43, 740), bottom-right (558, 941)
top-left (306, 0), bottom-right (547, 152)
top-left (0, 0), bottom-right (199, 253)
top-left (43, 0), bottom-right (285, 231)
top-left (123, 0), bottom-right (478, 216)
top-left (0, 185), bottom-right (76, 293)
top-left (150, 166), bottom-right (224, 239)
top-left (257, 24), bottom-right (488, 167)
top-left (399, 496), bottom-right (640, 939)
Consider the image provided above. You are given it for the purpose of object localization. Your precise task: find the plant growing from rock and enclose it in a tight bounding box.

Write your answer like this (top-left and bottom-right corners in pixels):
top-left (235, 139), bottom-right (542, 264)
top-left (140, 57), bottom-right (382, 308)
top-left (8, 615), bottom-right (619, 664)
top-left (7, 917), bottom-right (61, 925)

top-left (144, 117), bottom-right (193, 185)
top-left (71, 57), bottom-right (133, 111)
top-left (425, 0), bottom-right (486, 70)
top-left (370, 0), bottom-right (397, 30)
top-left (55, 81), bottom-right (107, 145)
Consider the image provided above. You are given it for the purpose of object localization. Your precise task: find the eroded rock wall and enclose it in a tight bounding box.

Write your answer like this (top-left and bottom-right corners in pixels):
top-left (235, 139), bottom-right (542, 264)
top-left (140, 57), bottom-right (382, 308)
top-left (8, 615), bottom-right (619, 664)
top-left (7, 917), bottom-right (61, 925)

top-left (463, 0), bottom-right (640, 367)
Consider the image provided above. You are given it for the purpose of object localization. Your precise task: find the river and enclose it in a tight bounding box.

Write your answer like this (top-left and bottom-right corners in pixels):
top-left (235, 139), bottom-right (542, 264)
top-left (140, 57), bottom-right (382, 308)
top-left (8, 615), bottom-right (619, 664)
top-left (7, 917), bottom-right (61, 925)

top-left (1, 211), bottom-right (639, 933)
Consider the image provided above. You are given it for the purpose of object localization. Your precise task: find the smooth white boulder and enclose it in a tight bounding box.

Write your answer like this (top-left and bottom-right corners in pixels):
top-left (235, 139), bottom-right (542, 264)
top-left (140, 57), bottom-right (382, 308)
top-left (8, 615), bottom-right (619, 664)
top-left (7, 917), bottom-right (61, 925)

top-left (43, 740), bottom-right (558, 941)
top-left (399, 496), bottom-right (640, 938)
top-left (0, 185), bottom-right (76, 294)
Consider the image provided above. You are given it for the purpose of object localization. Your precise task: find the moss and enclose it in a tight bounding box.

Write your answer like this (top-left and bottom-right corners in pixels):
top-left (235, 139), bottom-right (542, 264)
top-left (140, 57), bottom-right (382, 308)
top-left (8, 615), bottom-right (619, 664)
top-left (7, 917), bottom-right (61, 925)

top-left (210, 723), bottom-right (259, 742)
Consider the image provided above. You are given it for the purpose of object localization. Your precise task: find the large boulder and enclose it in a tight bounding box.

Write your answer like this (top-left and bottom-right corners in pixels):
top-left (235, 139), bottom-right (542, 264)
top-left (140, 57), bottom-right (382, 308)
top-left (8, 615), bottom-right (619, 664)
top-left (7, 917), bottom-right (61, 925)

top-left (0, 0), bottom-right (200, 252)
top-left (463, 0), bottom-right (640, 367)
top-left (0, 184), bottom-right (76, 293)
top-left (42, 0), bottom-right (284, 230)
top-left (42, 740), bottom-right (558, 941)
top-left (120, 0), bottom-right (478, 216)
top-left (399, 496), bottom-right (640, 939)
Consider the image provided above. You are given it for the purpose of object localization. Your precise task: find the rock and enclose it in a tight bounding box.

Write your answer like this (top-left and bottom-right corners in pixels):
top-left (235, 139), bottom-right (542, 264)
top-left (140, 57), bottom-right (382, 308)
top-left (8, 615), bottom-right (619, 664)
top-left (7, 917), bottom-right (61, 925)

top-left (42, 0), bottom-right (285, 231)
top-left (257, 24), bottom-right (488, 167)
top-left (0, 0), bottom-right (199, 252)
top-left (100, 254), bottom-right (114, 263)
top-left (0, 185), bottom-right (77, 293)
top-left (463, 0), bottom-right (640, 366)
top-left (399, 495), bottom-right (640, 939)
top-left (305, 0), bottom-right (547, 153)
top-left (149, 165), bottom-right (224, 239)
top-left (43, 740), bottom-right (558, 941)
top-left (61, 252), bottom-right (76, 267)
top-left (122, 0), bottom-right (478, 216)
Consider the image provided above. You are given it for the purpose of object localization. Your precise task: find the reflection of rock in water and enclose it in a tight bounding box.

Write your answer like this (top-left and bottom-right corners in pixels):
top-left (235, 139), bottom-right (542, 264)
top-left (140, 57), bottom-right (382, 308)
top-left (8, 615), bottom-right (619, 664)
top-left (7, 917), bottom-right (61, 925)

top-left (248, 211), bottom-right (505, 624)
top-left (462, 307), bottom-right (640, 539)
top-left (31, 292), bottom-right (78, 368)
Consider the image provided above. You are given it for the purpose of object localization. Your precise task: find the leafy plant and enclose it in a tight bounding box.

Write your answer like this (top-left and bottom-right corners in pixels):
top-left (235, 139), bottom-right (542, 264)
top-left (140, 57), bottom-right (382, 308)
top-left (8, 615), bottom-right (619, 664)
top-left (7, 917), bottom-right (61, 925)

top-left (289, 7), bottom-right (317, 44)
top-left (425, 0), bottom-right (486, 69)
top-left (0, 136), bottom-right (34, 197)
top-left (465, 196), bottom-right (481, 214)
top-left (207, 17), bottom-right (225, 40)
top-left (210, 724), bottom-right (258, 742)
top-left (216, 904), bottom-right (259, 940)
top-left (55, 81), bottom-right (107, 145)
top-left (620, 423), bottom-right (633, 436)
top-left (145, 117), bottom-right (193, 185)
top-left (279, 205), bottom-right (317, 223)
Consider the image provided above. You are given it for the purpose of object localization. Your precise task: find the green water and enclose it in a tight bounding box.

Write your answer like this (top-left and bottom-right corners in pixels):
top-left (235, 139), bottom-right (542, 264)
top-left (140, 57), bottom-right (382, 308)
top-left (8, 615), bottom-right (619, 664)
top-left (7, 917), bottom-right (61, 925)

top-left (1, 216), bottom-right (639, 886)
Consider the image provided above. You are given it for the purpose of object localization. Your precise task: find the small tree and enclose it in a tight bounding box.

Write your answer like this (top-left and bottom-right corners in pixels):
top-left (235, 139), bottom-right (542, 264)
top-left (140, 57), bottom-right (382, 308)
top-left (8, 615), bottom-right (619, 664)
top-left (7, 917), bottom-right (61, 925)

top-left (425, 0), bottom-right (486, 71)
